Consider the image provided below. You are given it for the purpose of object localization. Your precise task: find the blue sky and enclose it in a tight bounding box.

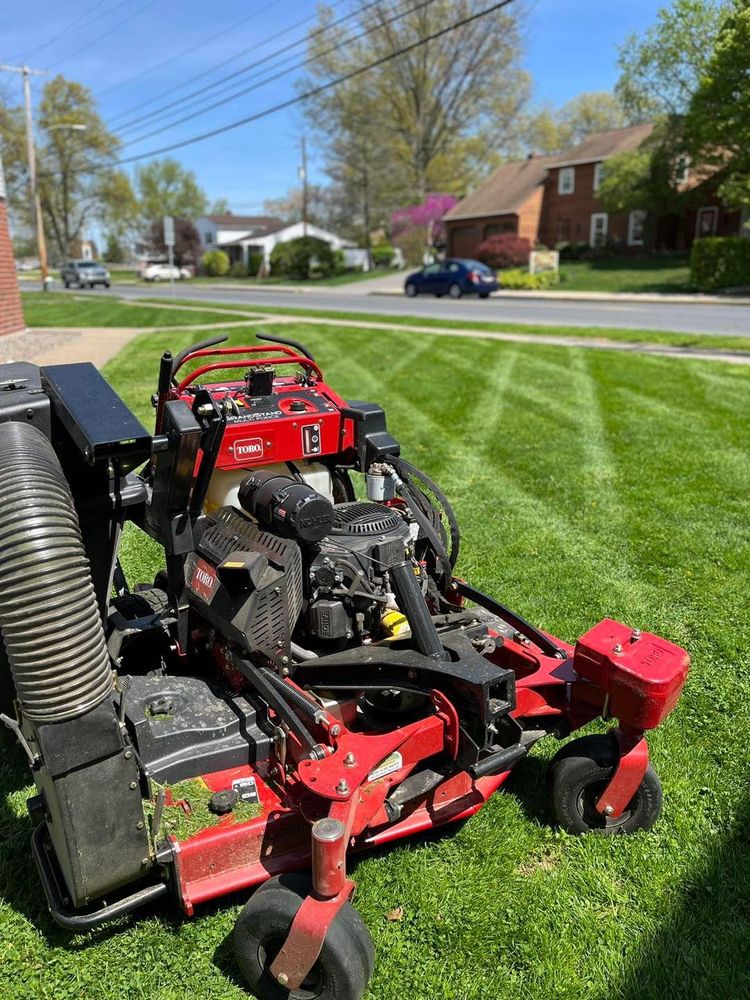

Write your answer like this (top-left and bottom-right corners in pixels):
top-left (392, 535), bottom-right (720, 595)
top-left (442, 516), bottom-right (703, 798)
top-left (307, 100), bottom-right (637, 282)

top-left (2, 0), bottom-right (662, 214)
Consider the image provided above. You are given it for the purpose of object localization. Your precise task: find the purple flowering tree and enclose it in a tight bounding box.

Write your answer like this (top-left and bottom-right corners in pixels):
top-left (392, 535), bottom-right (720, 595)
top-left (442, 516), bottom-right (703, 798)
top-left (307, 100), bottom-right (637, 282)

top-left (391, 193), bottom-right (458, 263)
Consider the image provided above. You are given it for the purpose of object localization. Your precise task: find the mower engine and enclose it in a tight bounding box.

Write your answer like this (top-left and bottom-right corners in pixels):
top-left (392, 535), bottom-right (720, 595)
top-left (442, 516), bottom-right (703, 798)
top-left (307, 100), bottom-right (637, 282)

top-left (0, 334), bottom-right (690, 1000)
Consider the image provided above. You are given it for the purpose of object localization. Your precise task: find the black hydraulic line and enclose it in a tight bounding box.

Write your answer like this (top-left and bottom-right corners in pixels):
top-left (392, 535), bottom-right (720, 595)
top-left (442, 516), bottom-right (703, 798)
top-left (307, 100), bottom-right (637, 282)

top-left (397, 478), bottom-right (453, 584)
top-left (391, 456), bottom-right (460, 568)
top-left (31, 825), bottom-right (168, 931)
top-left (255, 331), bottom-right (316, 362)
top-left (170, 334), bottom-right (229, 377)
top-left (455, 581), bottom-right (567, 659)
top-left (390, 561), bottom-right (448, 662)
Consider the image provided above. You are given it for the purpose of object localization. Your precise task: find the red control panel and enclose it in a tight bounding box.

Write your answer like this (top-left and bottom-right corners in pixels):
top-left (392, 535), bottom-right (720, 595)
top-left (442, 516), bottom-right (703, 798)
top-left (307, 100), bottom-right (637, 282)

top-left (168, 343), bottom-right (356, 470)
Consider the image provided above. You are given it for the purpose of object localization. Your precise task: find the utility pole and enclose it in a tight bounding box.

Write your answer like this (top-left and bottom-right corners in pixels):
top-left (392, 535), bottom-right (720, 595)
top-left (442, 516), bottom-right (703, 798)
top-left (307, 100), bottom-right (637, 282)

top-left (299, 136), bottom-right (309, 237)
top-left (0, 64), bottom-right (49, 291)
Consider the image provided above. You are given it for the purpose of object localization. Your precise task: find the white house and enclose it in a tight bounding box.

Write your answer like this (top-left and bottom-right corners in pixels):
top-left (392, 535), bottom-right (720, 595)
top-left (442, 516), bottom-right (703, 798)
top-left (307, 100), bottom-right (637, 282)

top-left (196, 214), bottom-right (358, 272)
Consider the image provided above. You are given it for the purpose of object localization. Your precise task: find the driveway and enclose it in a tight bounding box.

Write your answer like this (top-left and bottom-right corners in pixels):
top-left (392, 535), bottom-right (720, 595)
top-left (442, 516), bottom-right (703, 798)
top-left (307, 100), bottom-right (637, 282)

top-left (57, 283), bottom-right (750, 337)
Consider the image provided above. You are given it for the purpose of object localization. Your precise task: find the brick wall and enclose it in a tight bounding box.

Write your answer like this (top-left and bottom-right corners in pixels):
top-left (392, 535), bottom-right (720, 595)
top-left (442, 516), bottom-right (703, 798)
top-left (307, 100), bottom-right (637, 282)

top-left (539, 162), bottom-right (631, 248)
top-left (0, 161), bottom-right (25, 336)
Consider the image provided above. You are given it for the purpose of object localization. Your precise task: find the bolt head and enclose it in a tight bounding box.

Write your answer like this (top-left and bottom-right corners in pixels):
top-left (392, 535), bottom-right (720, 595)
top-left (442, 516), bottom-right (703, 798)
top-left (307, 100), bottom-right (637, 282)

top-left (277, 973), bottom-right (289, 987)
top-left (344, 752), bottom-right (356, 767)
top-left (612, 643), bottom-right (623, 654)
top-left (330, 724), bottom-right (341, 738)
top-left (603, 805), bottom-right (615, 816)
top-left (336, 779), bottom-right (349, 795)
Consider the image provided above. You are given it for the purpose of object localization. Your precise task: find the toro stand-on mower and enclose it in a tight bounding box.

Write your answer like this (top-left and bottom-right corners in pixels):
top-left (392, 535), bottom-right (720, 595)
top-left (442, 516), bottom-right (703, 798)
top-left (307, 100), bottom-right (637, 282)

top-left (0, 333), bottom-right (688, 999)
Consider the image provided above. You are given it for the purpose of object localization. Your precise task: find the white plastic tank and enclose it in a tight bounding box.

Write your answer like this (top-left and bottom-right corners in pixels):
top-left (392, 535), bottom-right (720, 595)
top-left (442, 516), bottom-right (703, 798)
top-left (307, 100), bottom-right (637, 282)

top-left (206, 461), bottom-right (334, 513)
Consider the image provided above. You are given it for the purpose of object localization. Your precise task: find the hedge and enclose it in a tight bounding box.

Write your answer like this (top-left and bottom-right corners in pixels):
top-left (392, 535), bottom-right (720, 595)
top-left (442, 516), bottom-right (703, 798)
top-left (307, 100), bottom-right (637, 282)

top-left (690, 237), bottom-right (750, 292)
top-left (270, 236), bottom-right (336, 279)
top-left (201, 249), bottom-right (230, 277)
top-left (476, 233), bottom-right (531, 269)
top-left (498, 268), bottom-right (559, 290)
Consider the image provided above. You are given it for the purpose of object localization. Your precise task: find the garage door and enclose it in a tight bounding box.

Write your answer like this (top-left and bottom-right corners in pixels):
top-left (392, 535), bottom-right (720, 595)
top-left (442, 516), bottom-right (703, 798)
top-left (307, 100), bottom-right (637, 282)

top-left (450, 225), bottom-right (480, 258)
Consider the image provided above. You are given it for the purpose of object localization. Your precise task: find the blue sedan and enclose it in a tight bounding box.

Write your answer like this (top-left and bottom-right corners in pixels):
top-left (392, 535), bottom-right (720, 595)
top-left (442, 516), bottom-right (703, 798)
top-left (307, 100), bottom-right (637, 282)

top-left (404, 258), bottom-right (499, 299)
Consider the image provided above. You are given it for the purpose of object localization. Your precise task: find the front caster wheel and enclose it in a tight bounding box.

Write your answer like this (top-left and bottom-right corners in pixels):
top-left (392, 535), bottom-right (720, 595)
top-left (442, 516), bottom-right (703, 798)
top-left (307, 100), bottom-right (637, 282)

top-left (548, 734), bottom-right (662, 835)
top-left (234, 874), bottom-right (374, 1000)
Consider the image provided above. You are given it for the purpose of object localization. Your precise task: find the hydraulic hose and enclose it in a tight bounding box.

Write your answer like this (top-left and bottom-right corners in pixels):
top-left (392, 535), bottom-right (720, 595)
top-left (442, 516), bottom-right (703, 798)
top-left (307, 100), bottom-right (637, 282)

top-left (0, 422), bottom-right (114, 724)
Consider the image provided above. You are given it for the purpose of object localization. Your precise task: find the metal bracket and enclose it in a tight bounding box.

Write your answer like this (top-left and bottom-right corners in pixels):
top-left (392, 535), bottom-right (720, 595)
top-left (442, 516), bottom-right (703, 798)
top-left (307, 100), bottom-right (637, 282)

top-left (595, 729), bottom-right (649, 819)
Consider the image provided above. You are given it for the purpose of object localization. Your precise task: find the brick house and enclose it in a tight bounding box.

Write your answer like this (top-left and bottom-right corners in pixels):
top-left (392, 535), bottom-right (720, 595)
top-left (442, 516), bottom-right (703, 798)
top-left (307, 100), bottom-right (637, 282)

top-left (0, 156), bottom-right (25, 337)
top-left (444, 123), bottom-right (745, 258)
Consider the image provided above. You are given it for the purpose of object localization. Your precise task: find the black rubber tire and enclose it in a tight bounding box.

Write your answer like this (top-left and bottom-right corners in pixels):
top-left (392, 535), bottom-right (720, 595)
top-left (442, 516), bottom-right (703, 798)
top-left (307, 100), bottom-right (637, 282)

top-left (64, 281), bottom-right (70, 288)
top-left (234, 874), bottom-right (374, 1000)
top-left (111, 587), bottom-right (170, 621)
top-left (435, 292), bottom-right (443, 297)
top-left (479, 292), bottom-right (490, 299)
top-left (448, 283), bottom-right (462, 299)
top-left (405, 283), bottom-right (417, 297)
top-left (548, 734), bottom-right (662, 835)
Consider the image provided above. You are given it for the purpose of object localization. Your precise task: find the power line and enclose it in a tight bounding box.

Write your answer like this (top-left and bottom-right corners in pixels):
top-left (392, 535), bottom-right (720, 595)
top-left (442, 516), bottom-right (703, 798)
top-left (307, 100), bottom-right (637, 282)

top-left (119, 0), bottom-right (430, 148)
top-left (7, 0), bottom-right (122, 64)
top-left (114, 0), bottom-right (516, 166)
top-left (97, 0), bottom-right (287, 99)
top-left (109, 0), bottom-right (361, 134)
top-left (46, 0), bottom-right (158, 71)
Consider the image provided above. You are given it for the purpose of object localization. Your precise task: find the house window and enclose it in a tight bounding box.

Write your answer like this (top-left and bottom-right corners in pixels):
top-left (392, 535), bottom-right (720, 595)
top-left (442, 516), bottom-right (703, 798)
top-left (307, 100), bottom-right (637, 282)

top-left (590, 212), bottom-right (608, 247)
top-left (558, 167), bottom-right (575, 195)
top-left (555, 218), bottom-right (571, 243)
top-left (675, 156), bottom-right (690, 185)
top-left (696, 206), bottom-right (718, 238)
top-left (628, 210), bottom-right (647, 246)
top-left (593, 162), bottom-right (604, 192)
top-left (204, 232), bottom-right (213, 244)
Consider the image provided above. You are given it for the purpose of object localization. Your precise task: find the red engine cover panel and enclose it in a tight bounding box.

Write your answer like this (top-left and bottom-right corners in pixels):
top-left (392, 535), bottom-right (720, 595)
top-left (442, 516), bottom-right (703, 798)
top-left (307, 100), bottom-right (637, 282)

top-left (573, 618), bottom-right (689, 730)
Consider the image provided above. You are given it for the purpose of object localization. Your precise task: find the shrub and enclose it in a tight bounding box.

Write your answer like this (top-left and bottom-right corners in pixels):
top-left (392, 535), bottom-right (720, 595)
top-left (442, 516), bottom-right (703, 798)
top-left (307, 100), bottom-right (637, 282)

top-left (690, 237), bottom-right (750, 292)
top-left (372, 243), bottom-right (395, 268)
top-left (498, 268), bottom-right (559, 290)
top-left (556, 241), bottom-right (590, 261)
top-left (475, 233), bottom-right (531, 270)
top-left (247, 250), bottom-right (264, 276)
top-left (229, 260), bottom-right (248, 278)
top-left (333, 249), bottom-right (346, 275)
top-left (201, 249), bottom-right (230, 277)
top-left (270, 236), bottom-right (336, 280)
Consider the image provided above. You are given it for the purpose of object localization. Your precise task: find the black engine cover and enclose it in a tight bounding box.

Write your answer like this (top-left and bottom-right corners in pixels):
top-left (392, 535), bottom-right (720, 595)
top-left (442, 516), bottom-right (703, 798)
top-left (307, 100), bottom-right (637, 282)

top-left (185, 507), bottom-right (303, 666)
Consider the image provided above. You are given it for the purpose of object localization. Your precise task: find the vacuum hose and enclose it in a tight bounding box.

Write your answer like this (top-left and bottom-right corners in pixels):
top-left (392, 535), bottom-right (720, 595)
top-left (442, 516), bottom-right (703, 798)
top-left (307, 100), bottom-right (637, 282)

top-left (0, 422), bottom-right (113, 723)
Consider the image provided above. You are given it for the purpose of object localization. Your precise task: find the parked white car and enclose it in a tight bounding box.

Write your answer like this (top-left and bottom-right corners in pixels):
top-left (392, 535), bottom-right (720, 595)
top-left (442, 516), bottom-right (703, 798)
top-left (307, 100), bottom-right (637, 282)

top-left (141, 263), bottom-right (191, 281)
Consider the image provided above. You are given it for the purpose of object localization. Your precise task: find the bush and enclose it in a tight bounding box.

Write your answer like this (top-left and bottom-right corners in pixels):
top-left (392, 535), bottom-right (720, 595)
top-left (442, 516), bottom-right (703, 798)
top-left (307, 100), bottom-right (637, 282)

top-left (201, 249), bottom-right (230, 277)
top-left (247, 251), bottom-right (264, 276)
top-left (270, 236), bottom-right (336, 280)
top-left (556, 241), bottom-right (590, 261)
top-left (229, 260), bottom-right (248, 278)
top-left (690, 237), bottom-right (750, 292)
top-left (498, 268), bottom-right (559, 290)
top-left (372, 243), bottom-right (395, 268)
top-left (333, 249), bottom-right (346, 275)
top-left (475, 233), bottom-right (531, 270)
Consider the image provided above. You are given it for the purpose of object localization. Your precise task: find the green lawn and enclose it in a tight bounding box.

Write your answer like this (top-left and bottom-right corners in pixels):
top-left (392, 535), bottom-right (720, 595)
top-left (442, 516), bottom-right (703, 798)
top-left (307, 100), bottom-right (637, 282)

top-left (22, 292), bottom-right (244, 329)
top-left (558, 256), bottom-right (692, 293)
top-left (2, 318), bottom-right (749, 999)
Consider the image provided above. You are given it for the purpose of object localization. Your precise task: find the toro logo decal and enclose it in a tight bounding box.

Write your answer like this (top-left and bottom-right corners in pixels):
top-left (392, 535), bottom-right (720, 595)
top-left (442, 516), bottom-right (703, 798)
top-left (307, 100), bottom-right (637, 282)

top-left (190, 558), bottom-right (218, 600)
top-left (234, 437), bottom-right (264, 460)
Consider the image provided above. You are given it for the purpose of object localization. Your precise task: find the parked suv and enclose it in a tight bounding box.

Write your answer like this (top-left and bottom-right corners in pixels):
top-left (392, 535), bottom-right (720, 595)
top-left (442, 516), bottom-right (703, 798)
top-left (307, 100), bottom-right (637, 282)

top-left (61, 260), bottom-right (111, 288)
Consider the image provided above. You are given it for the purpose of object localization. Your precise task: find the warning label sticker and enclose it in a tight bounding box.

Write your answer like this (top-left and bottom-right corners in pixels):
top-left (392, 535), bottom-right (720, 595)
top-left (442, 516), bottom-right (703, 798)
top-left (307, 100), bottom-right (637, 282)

top-left (367, 751), bottom-right (404, 783)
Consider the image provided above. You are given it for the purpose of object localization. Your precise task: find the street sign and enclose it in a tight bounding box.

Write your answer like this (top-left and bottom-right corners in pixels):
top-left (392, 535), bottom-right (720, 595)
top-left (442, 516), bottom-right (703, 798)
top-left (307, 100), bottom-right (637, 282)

top-left (163, 215), bottom-right (175, 246)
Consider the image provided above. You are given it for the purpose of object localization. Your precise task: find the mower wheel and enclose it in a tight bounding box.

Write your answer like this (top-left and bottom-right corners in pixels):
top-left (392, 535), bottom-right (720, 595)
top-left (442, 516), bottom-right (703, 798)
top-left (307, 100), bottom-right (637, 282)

top-left (234, 874), bottom-right (374, 1000)
top-left (548, 734), bottom-right (662, 835)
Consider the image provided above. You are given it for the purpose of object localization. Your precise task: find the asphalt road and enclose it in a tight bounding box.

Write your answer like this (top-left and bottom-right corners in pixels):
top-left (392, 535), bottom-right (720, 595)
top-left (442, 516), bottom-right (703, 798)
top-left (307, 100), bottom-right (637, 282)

top-left (63, 282), bottom-right (750, 336)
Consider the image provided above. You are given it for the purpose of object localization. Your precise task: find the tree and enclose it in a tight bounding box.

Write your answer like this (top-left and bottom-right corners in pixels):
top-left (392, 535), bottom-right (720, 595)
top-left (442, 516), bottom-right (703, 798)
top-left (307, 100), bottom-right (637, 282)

top-left (391, 193), bottom-right (457, 261)
top-left (301, 0), bottom-right (530, 220)
top-left (208, 197), bottom-right (231, 214)
top-left (685, 1), bottom-right (750, 208)
top-left (135, 158), bottom-right (208, 222)
top-left (104, 233), bottom-right (126, 263)
top-left (524, 92), bottom-right (631, 154)
top-left (139, 217), bottom-right (201, 266)
top-left (616, 0), bottom-right (731, 119)
top-left (0, 75), bottom-right (130, 261)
